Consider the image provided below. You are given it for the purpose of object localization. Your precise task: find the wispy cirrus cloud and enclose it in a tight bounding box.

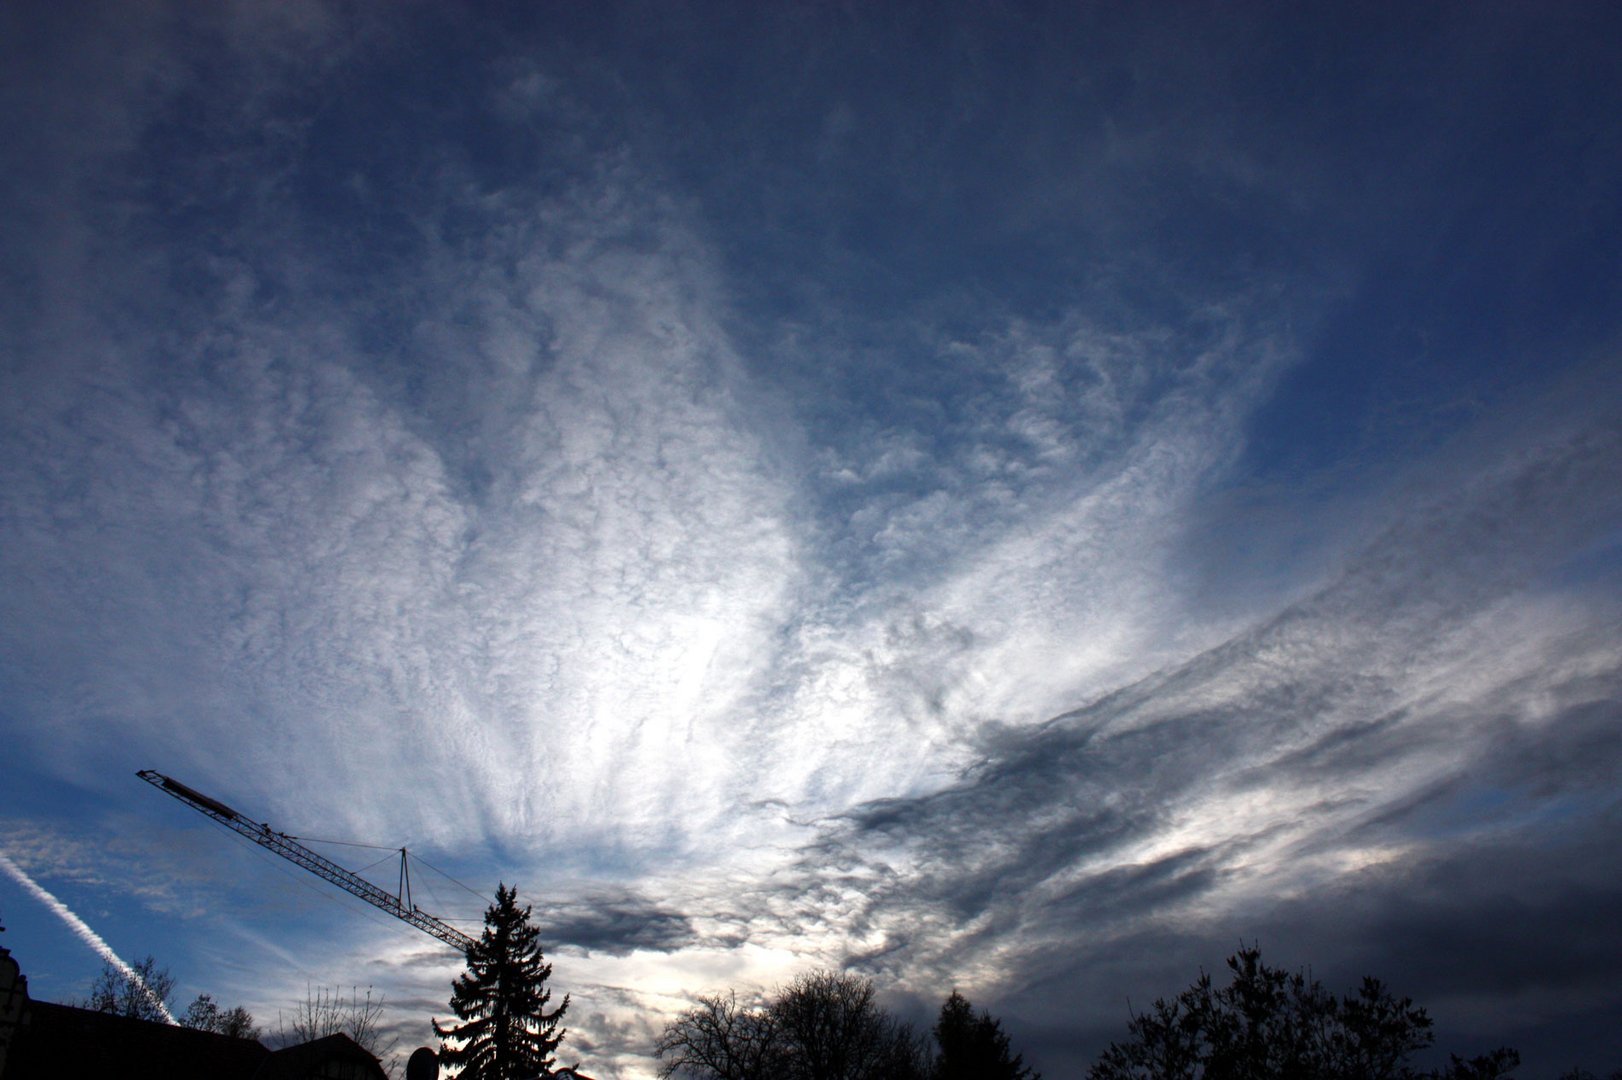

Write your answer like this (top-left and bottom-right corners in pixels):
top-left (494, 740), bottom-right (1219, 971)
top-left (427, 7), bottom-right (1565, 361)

top-left (718, 376), bottom-right (1622, 1067)
top-left (2, 70), bottom-right (1292, 867)
top-left (5, 5), bottom-right (1622, 1078)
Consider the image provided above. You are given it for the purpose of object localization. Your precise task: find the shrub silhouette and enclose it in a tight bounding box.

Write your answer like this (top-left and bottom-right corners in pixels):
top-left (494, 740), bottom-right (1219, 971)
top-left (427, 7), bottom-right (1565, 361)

top-left (1087, 946), bottom-right (1517, 1080)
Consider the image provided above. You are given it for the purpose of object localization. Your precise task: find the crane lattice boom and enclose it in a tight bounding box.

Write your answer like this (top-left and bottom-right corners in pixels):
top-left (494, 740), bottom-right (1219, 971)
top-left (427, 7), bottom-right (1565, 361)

top-left (137, 769), bottom-right (476, 953)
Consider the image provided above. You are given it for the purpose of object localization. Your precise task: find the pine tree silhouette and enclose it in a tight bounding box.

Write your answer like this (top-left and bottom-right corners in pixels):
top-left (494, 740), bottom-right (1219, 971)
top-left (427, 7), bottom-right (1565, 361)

top-left (434, 884), bottom-right (571, 1079)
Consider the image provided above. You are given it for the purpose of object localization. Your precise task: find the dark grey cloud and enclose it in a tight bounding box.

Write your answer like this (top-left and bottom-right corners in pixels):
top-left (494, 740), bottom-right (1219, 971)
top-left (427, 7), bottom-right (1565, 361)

top-left (724, 389), bottom-right (1622, 1075)
top-left (940, 793), bottom-right (1622, 1077)
top-left (539, 890), bottom-right (700, 958)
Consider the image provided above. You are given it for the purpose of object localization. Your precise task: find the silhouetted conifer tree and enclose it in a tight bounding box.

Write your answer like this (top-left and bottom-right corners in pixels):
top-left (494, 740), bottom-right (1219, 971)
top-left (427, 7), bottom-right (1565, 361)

top-left (932, 991), bottom-right (1038, 1080)
top-left (434, 884), bottom-right (571, 1079)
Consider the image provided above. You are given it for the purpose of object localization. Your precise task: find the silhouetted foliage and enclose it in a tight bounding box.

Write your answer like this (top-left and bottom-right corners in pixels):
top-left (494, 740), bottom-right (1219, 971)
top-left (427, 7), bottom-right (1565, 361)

top-left (656, 990), bottom-right (786, 1080)
top-left (656, 970), bottom-right (930, 1080)
top-left (876, 1020), bottom-right (934, 1080)
top-left (181, 991), bottom-right (261, 1038)
top-left (434, 883), bottom-right (572, 1079)
top-left (1087, 947), bottom-right (1516, 1080)
top-left (83, 953), bottom-right (260, 1037)
top-left (1436, 1048), bottom-right (1520, 1079)
top-left (772, 970), bottom-right (921, 1080)
top-left (1555, 1069), bottom-right (1622, 1080)
top-left (278, 984), bottom-right (394, 1064)
top-left (933, 990), bottom-right (1038, 1080)
top-left (84, 954), bottom-right (174, 1021)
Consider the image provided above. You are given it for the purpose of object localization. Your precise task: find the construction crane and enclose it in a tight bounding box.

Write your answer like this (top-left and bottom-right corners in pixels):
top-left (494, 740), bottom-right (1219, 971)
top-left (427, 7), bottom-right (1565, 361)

top-left (137, 769), bottom-right (476, 953)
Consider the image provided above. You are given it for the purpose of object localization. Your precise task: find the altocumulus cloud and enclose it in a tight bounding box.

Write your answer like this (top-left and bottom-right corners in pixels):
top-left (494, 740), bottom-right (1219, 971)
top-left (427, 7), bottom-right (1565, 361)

top-left (4, 105), bottom-right (809, 855)
top-left (3, 4), bottom-right (1621, 1079)
top-left (767, 371), bottom-right (1622, 1070)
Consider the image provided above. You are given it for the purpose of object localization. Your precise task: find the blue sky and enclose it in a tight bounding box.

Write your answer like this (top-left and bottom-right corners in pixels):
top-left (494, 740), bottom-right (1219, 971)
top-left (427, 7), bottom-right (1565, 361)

top-left (3, 3), bottom-right (1621, 1076)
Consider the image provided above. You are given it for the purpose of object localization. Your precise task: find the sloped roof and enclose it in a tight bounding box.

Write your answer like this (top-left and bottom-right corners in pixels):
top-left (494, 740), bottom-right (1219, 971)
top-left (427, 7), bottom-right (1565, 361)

top-left (256, 1032), bottom-right (389, 1080)
top-left (4, 1000), bottom-right (387, 1080)
top-left (6, 1000), bottom-right (270, 1079)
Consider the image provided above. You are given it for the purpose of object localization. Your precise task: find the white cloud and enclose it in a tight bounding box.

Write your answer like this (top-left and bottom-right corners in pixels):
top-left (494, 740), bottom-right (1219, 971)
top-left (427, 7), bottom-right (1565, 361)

top-left (0, 850), bottom-right (177, 1024)
top-left (6, 7), bottom-right (1621, 1076)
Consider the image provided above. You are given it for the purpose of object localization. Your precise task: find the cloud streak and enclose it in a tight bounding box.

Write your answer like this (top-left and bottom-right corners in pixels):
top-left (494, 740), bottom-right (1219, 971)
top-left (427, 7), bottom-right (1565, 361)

top-left (0, 850), bottom-right (177, 1024)
top-left (3, 4), bottom-right (1621, 1077)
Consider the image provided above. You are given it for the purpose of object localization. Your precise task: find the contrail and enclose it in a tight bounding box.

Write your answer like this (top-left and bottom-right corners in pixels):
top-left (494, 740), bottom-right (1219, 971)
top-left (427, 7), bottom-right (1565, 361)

top-left (0, 849), bottom-right (177, 1024)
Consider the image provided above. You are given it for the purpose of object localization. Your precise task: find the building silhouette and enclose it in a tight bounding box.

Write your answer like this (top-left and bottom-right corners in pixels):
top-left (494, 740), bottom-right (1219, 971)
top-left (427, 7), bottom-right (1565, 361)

top-left (0, 940), bottom-right (387, 1080)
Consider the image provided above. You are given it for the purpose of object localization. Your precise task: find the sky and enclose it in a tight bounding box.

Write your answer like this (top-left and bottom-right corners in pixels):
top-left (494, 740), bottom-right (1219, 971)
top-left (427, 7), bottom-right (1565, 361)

top-left (2, 2), bottom-right (1621, 1076)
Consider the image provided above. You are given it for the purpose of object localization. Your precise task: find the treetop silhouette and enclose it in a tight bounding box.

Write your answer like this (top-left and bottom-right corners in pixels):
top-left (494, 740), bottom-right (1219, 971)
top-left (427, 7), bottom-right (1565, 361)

top-left (434, 883), bottom-right (573, 1079)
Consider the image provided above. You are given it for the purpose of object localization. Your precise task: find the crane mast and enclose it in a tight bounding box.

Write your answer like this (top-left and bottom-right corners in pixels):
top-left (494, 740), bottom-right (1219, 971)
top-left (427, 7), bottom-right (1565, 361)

top-left (137, 769), bottom-right (476, 953)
